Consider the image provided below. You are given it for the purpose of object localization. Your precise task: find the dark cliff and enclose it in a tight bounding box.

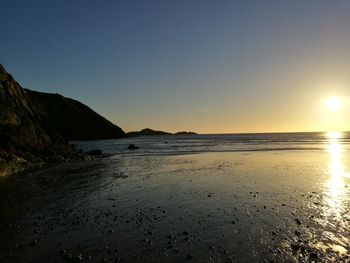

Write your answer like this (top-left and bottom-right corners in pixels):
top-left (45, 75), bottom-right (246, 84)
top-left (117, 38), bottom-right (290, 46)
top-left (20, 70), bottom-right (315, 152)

top-left (0, 64), bottom-right (77, 172)
top-left (0, 64), bottom-right (126, 175)
top-left (26, 90), bottom-right (125, 140)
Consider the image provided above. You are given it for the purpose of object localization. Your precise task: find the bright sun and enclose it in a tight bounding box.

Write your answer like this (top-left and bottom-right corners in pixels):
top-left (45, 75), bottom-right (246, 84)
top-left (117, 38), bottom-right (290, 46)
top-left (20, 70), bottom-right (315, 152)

top-left (325, 97), bottom-right (343, 112)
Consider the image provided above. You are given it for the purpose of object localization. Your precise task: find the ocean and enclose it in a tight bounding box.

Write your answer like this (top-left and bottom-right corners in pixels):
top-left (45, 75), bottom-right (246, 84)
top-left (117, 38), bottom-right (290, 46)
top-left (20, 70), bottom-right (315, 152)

top-left (74, 131), bottom-right (350, 155)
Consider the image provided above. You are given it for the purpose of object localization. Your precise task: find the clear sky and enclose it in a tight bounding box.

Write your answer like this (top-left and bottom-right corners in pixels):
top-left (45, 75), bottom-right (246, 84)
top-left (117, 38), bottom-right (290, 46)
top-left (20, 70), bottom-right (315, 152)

top-left (2, 0), bottom-right (350, 133)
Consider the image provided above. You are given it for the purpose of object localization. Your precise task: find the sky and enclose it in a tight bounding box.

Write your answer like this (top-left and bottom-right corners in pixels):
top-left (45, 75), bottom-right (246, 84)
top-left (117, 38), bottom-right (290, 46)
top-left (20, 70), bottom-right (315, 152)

top-left (2, 0), bottom-right (350, 133)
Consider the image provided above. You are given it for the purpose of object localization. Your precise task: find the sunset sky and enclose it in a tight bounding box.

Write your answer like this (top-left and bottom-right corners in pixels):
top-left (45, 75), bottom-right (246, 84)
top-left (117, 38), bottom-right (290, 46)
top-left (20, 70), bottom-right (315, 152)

top-left (2, 0), bottom-right (350, 133)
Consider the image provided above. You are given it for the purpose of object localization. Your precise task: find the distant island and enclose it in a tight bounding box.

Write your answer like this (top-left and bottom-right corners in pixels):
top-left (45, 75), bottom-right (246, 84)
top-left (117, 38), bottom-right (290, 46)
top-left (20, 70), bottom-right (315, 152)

top-left (174, 131), bottom-right (198, 135)
top-left (127, 128), bottom-right (197, 137)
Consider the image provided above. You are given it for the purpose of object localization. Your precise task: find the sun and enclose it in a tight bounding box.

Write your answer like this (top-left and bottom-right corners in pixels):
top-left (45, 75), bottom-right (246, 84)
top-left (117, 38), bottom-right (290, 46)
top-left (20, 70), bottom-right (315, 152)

top-left (325, 97), bottom-right (343, 112)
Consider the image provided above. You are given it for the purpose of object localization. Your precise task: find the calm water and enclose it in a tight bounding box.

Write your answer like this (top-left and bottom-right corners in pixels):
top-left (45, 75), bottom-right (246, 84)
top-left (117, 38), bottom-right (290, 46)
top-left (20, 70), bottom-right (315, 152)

top-left (1, 132), bottom-right (350, 262)
top-left (74, 131), bottom-right (350, 155)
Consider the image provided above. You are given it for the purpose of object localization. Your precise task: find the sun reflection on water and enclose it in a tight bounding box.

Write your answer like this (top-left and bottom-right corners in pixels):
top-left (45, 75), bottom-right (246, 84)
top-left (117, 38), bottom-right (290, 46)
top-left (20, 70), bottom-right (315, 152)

top-left (324, 131), bottom-right (347, 217)
top-left (317, 131), bottom-right (350, 256)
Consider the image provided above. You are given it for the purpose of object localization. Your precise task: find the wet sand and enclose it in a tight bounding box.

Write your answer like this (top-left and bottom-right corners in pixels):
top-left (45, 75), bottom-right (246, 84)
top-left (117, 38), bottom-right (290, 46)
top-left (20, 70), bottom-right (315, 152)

top-left (0, 150), bottom-right (350, 262)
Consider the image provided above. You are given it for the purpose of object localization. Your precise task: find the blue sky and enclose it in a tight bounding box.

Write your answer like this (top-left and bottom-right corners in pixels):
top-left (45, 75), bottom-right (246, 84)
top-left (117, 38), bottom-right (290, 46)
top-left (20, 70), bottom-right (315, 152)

top-left (2, 0), bottom-right (350, 133)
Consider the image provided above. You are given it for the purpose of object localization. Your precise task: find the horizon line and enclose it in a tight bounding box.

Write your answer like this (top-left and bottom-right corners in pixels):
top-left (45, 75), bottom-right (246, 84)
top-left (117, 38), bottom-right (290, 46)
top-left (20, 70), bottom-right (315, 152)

top-left (124, 129), bottom-right (349, 136)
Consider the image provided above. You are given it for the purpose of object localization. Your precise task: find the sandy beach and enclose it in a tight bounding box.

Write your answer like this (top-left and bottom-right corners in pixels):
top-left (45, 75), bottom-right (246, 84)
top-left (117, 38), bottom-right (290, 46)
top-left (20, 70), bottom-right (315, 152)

top-left (1, 147), bottom-right (349, 262)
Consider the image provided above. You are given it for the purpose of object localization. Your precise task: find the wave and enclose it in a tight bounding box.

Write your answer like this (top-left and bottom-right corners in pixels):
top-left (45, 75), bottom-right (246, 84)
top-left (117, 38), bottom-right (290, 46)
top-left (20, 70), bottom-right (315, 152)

top-left (73, 132), bottom-right (350, 156)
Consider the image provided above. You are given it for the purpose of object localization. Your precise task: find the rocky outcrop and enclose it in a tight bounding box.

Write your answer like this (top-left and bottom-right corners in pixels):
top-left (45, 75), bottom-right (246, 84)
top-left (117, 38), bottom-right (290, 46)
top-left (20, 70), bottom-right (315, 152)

top-left (0, 65), bottom-right (76, 157)
top-left (127, 144), bottom-right (139, 150)
top-left (26, 90), bottom-right (125, 140)
top-left (0, 65), bottom-right (84, 175)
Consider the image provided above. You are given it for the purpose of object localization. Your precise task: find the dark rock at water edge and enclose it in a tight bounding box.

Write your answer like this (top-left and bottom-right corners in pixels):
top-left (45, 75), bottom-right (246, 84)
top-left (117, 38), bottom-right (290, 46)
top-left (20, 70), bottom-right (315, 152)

top-left (128, 144), bottom-right (139, 150)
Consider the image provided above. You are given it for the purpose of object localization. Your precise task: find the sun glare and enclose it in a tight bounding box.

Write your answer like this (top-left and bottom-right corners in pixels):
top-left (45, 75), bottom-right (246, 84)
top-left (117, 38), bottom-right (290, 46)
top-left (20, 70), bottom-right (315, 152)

top-left (325, 97), bottom-right (343, 112)
top-left (327, 131), bottom-right (342, 140)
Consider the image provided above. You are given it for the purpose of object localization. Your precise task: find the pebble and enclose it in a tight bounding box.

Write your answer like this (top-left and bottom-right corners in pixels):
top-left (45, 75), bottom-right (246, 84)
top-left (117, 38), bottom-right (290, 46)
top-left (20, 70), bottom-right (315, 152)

top-left (309, 252), bottom-right (318, 261)
top-left (291, 243), bottom-right (300, 251)
top-left (295, 218), bottom-right (302, 225)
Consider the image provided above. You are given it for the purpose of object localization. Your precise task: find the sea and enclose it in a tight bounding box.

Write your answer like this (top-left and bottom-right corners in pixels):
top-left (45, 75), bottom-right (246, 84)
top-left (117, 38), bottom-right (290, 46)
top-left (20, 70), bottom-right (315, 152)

top-left (74, 131), bottom-right (350, 156)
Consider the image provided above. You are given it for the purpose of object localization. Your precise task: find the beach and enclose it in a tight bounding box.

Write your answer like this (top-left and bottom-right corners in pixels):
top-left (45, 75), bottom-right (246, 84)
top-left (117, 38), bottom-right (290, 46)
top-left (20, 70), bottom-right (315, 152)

top-left (3, 1), bottom-right (350, 261)
top-left (1, 133), bottom-right (349, 262)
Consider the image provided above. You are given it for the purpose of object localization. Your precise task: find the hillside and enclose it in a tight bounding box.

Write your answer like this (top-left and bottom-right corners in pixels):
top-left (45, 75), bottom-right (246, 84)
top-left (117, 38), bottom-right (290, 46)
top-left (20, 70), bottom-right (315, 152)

top-left (0, 64), bottom-right (126, 175)
top-left (26, 90), bottom-right (125, 140)
top-left (0, 64), bottom-right (79, 174)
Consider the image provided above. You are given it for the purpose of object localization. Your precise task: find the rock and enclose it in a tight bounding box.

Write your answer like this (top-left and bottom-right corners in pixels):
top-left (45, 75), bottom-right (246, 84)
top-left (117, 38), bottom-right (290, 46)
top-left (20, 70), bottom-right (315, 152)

top-left (0, 64), bottom-right (89, 172)
top-left (309, 252), bottom-right (318, 261)
top-left (295, 218), bottom-right (302, 225)
top-left (128, 144), bottom-right (139, 150)
top-left (291, 243), bottom-right (300, 251)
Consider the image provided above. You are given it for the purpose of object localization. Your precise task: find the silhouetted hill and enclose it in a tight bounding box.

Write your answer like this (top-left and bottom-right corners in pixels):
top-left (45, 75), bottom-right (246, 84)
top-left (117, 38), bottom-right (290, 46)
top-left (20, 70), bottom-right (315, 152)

top-left (0, 64), bottom-right (82, 175)
top-left (127, 128), bottom-right (171, 137)
top-left (127, 128), bottom-right (197, 137)
top-left (174, 131), bottom-right (198, 135)
top-left (26, 90), bottom-right (125, 140)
